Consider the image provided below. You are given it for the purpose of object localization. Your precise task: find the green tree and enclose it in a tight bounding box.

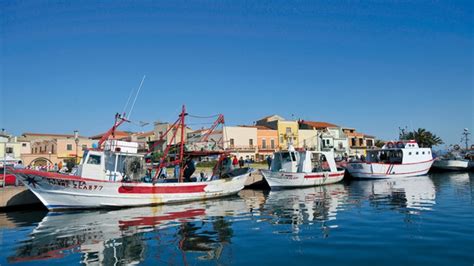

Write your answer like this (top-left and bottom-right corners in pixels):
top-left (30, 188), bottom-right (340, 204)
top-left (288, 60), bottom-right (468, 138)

top-left (400, 128), bottom-right (443, 148)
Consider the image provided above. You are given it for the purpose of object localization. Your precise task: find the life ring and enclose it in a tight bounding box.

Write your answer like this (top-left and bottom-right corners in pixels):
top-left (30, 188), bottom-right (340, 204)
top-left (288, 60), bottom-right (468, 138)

top-left (453, 144), bottom-right (460, 150)
top-left (396, 141), bottom-right (404, 148)
top-left (386, 142), bottom-right (394, 148)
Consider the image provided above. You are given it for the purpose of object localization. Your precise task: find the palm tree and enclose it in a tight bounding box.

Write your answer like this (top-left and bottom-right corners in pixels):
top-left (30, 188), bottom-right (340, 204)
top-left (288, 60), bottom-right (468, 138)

top-left (400, 128), bottom-right (443, 148)
top-left (375, 139), bottom-right (385, 148)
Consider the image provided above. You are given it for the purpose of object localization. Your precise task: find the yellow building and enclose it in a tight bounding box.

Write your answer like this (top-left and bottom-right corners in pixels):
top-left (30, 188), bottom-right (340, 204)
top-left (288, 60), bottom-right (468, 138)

top-left (255, 115), bottom-right (299, 149)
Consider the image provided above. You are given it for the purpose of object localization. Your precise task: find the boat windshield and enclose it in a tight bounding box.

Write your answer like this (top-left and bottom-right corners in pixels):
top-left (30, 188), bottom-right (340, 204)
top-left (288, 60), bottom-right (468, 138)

top-left (366, 150), bottom-right (403, 164)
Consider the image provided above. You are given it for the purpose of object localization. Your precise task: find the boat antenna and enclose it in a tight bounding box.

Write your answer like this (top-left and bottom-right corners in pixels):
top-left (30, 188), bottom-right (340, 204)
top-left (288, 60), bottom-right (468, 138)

top-left (127, 75), bottom-right (146, 120)
top-left (122, 85), bottom-right (135, 117)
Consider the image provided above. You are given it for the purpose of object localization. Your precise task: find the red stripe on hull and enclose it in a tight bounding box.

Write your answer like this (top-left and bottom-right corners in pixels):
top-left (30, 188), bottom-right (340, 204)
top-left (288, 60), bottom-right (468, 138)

top-left (118, 184), bottom-right (206, 194)
top-left (304, 173), bottom-right (344, 179)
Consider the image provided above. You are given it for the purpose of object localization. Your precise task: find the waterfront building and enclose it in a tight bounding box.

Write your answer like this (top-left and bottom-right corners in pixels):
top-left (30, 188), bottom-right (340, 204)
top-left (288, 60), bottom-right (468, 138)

top-left (26, 135), bottom-right (94, 166)
top-left (342, 128), bottom-right (376, 157)
top-left (0, 131), bottom-right (22, 166)
top-left (240, 125), bottom-right (279, 161)
top-left (299, 120), bottom-right (349, 157)
top-left (129, 131), bottom-right (155, 152)
top-left (223, 126), bottom-right (257, 161)
top-left (149, 122), bottom-right (192, 152)
top-left (256, 115), bottom-right (299, 149)
top-left (298, 129), bottom-right (319, 150)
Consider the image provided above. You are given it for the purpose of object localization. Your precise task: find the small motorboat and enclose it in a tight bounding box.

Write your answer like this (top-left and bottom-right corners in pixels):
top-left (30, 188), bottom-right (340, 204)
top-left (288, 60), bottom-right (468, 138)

top-left (432, 155), bottom-right (469, 171)
top-left (261, 145), bottom-right (345, 188)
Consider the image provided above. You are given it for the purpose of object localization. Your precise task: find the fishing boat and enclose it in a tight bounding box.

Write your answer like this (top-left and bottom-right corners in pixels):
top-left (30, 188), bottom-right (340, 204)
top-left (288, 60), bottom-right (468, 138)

top-left (8, 106), bottom-right (252, 210)
top-left (432, 157), bottom-right (469, 171)
top-left (432, 146), bottom-right (470, 171)
top-left (346, 140), bottom-right (434, 179)
top-left (260, 145), bottom-right (345, 188)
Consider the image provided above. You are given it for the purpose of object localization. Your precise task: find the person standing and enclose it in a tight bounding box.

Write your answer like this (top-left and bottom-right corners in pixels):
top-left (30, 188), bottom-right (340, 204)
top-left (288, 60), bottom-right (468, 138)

top-left (266, 155), bottom-right (272, 170)
top-left (232, 156), bottom-right (239, 169)
top-left (238, 157), bottom-right (245, 168)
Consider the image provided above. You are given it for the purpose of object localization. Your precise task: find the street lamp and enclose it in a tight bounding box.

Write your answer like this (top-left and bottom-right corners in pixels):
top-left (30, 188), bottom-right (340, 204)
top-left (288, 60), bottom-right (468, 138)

top-left (74, 130), bottom-right (79, 164)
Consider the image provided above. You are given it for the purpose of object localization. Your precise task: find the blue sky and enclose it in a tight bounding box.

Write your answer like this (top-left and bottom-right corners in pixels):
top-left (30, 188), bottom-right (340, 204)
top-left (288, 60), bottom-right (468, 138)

top-left (1, 1), bottom-right (473, 146)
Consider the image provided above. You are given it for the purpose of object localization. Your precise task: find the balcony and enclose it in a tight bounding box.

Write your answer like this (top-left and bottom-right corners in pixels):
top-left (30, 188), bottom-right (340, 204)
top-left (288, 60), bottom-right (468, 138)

top-left (226, 145), bottom-right (257, 152)
top-left (257, 145), bottom-right (277, 152)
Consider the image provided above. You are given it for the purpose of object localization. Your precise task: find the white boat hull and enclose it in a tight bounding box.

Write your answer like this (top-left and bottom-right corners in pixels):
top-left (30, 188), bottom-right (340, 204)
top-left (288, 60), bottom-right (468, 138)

top-left (432, 159), bottom-right (469, 171)
top-left (346, 159), bottom-right (434, 179)
top-left (11, 169), bottom-right (250, 210)
top-left (260, 170), bottom-right (345, 188)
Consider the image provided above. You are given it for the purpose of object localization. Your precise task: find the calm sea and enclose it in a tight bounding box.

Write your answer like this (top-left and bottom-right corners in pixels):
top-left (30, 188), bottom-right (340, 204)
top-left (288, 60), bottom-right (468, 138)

top-left (0, 172), bottom-right (473, 265)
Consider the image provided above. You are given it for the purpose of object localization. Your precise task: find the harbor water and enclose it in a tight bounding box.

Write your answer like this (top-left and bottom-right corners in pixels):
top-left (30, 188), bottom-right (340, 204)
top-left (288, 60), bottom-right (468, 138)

top-left (0, 172), bottom-right (473, 265)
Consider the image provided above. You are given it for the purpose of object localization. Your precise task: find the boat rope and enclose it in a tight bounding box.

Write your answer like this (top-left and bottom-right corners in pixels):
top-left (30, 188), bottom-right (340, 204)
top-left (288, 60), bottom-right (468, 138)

top-left (187, 114), bottom-right (220, 119)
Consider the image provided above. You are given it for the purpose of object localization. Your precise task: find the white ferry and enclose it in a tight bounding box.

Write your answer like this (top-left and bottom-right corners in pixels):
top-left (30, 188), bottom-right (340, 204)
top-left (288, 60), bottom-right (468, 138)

top-left (346, 140), bottom-right (434, 179)
top-left (261, 145), bottom-right (345, 188)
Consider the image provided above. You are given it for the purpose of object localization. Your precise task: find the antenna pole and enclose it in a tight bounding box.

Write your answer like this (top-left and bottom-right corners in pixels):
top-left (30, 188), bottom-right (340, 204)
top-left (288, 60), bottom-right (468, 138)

top-left (127, 75), bottom-right (146, 120)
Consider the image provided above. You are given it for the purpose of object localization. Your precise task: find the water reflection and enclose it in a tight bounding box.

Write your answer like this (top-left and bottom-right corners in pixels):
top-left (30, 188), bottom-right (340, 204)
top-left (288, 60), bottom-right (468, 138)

top-left (265, 184), bottom-right (348, 238)
top-left (4, 172), bottom-right (474, 265)
top-left (7, 196), bottom-right (250, 265)
top-left (350, 175), bottom-right (436, 212)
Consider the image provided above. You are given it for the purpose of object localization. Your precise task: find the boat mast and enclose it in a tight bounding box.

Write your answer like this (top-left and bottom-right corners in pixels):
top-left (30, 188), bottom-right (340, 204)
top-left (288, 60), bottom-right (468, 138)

top-left (461, 128), bottom-right (470, 150)
top-left (178, 105), bottom-right (186, 182)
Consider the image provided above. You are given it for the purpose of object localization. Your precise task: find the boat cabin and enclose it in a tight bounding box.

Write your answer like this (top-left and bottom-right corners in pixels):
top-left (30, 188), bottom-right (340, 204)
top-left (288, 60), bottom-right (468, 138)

top-left (76, 140), bottom-right (144, 181)
top-left (270, 146), bottom-right (339, 173)
top-left (365, 141), bottom-right (432, 164)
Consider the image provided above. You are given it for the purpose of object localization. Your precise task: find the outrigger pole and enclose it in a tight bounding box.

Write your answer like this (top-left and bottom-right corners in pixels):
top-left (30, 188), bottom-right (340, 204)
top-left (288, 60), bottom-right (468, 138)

top-left (97, 113), bottom-right (130, 149)
top-left (147, 105), bottom-right (187, 182)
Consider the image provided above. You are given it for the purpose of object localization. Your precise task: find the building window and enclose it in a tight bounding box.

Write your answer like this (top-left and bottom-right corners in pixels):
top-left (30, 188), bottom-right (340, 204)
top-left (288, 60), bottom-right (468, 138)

top-left (303, 140), bottom-right (307, 147)
top-left (229, 139), bottom-right (234, 147)
top-left (409, 152), bottom-right (412, 155)
top-left (249, 139), bottom-right (253, 147)
top-left (270, 139), bottom-right (275, 149)
top-left (366, 139), bottom-right (373, 147)
top-left (286, 127), bottom-right (291, 134)
top-left (416, 152), bottom-right (419, 155)
top-left (22, 143), bottom-right (27, 147)
top-left (34, 147), bottom-right (37, 153)
top-left (262, 139), bottom-right (267, 149)
top-left (428, 151), bottom-right (431, 154)
top-left (6, 147), bottom-right (13, 154)
top-left (359, 138), bottom-right (364, 146)
top-left (280, 136), bottom-right (284, 143)
top-left (82, 144), bottom-right (87, 151)
top-left (67, 144), bottom-right (73, 151)
top-left (51, 145), bottom-right (55, 154)
top-left (422, 151), bottom-right (425, 154)
top-left (351, 138), bottom-right (356, 146)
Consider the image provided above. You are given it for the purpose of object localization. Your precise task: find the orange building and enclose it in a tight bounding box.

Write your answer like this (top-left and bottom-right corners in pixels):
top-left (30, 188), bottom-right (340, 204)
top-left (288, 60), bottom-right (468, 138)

top-left (242, 125), bottom-right (279, 161)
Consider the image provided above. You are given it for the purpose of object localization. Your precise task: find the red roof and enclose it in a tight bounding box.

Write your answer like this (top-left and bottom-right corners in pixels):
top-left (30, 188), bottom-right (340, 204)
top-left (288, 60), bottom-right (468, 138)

top-left (90, 130), bottom-right (131, 140)
top-left (136, 131), bottom-right (154, 137)
top-left (299, 120), bottom-right (338, 129)
top-left (239, 125), bottom-right (273, 130)
top-left (22, 132), bottom-right (87, 138)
